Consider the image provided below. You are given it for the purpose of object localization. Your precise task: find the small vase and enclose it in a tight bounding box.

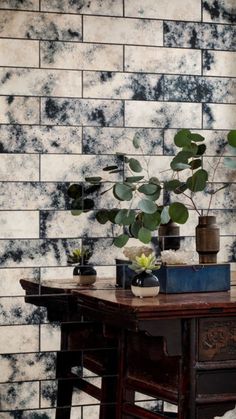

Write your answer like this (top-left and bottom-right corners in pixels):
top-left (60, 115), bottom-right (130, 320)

top-left (196, 216), bottom-right (220, 264)
top-left (131, 271), bottom-right (160, 298)
top-left (73, 264), bottom-right (97, 285)
top-left (158, 220), bottom-right (180, 251)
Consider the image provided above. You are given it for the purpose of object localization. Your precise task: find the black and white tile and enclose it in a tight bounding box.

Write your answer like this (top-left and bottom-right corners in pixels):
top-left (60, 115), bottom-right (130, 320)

top-left (0, 96), bottom-right (39, 124)
top-left (41, 0), bottom-right (123, 16)
top-left (0, 39), bottom-right (39, 67)
top-left (124, 0), bottom-right (201, 21)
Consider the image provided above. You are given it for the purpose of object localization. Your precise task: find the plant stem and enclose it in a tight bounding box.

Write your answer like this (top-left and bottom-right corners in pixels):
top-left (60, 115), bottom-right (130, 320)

top-left (206, 151), bottom-right (224, 215)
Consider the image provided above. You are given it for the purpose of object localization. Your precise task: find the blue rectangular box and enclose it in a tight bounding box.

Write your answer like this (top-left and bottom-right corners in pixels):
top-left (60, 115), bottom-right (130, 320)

top-left (116, 259), bottom-right (230, 293)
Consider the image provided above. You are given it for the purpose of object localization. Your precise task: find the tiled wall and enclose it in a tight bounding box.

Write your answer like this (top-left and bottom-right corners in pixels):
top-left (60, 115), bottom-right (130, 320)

top-left (0, 0), bottom-right (235, 417)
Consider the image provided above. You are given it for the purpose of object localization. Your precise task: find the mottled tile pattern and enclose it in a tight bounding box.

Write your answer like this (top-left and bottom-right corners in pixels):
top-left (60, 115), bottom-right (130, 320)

top-left (203, 104), bottom-right (236, 129)
top-left (0, 2), bottom-right (235, 418)
top-left (125, 0), bottom-right (201, 21)
top-left (164, 76), bottom-right (236, 104)
top-left (0, 182), bottom-right (70, 210)
top-left (0, 11), bottom-right (82, 41)
top-left (0, 125), bottom-right (82, 153)
top-left (41, 41), bottom-right (123, 71)
top-left (0, 0), bottom-right (39, 10)
top-left (83, 71), bottom-right (164, 101)
top-left (0, 39), bottom-right (39, 67)
top-left (203, 50), bottom-right (236, 77)
top-left (41, 0), bottom-right (123, 15)
top-left (84, 16), bottom-right (163, 46)
top-left (0, 68), bottom-right (82, 97)
top-left (125, 46), bottom-right (201, 75)
top-left (83, 127), bottom-right (163, 154)
top-left (0, 96), bottom-right (39, 124)
top-left (164, 21), bottom-right (236, 51)
top-left (41, 98), bottom-right (124, 126)
top-left (0, 154), bottom-right (39, 181)
top-left (203, 0), bottom-right (236, 24)
top-left (125, 101), bottom-right (202, 128)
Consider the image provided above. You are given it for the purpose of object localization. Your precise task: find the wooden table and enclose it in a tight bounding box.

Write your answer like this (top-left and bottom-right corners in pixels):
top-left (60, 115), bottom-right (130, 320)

top-left (21, 277), bottom-right (236, 419)
top-left (73, 287), bottom-right (236, 419)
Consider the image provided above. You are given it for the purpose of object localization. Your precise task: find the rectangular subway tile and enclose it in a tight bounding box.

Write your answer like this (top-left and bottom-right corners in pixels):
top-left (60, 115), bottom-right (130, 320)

top-left (0, 0), bottom-right (39, 10)
top-left (0, 125), bottom-right (82, 154)
top-left (0, 296), bottom-right (47, 325)
top-left (0, 96), bottom-right (40, 124)
top-left (203, 50), bottom-right (236, 77)
top-left (41, 41), bottom-right (123, 71)
top-left (0, 10), bottom-right (82, 41)
top-left (41, 98), bottom-right (124, 126)
top-left (40, 210), bottom-right (117, 238)
top-left (40, 154), bottom-right (123, 181)
top-left (164, 21), bottom-right (236, 51)
top-left (0, 68), bottom-right (82, 98)
top-left (0, 39), bottom-right (39, 67)
top-left (0, 352), bottom-right (56, 383)
top-left (0, 325), bottom-right (39, 353)
top-left (40, 0), bottom-right (123, 15)
top-left (0, 382), bottom-right (39, 410)
top-left (0, 268), bottom-right (39, 297)
top-left (0, 211), bottom-right (39, 239)
top-left (125, 101), bottom-right (202, 128)
top-left (0, 238), bottom-right (81, 268)
top-left (83, 127), bottom-right (163, 154)
top-left (0, 182), bottom-right (69, 210)
top-left (40, 324), bottom-right (61, 351)
top-left (125, 46), bottom-right (201, 75)
top-left (83, 71), bottom-right (164, 100)
top-left (203, 104), bottom-right (236, 129)
top-left (124, 0), bottom-right (201, 21)
top-left (203, 0), bottom-right (236, 24)
top-left (83, 16), bottom-right (163, 46)
top-left (164, 75), bottom-right (236, 104)
top-left (0, 154), bottom-right (39, 181)
top-left (0, 410), bottom-right (56, 419)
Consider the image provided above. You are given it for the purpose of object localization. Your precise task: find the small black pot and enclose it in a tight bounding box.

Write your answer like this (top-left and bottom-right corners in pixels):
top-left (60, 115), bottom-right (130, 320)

top-left (73, 264), bottom-right (97, 285)
top-left (131, 271), bottom-right (160, 298)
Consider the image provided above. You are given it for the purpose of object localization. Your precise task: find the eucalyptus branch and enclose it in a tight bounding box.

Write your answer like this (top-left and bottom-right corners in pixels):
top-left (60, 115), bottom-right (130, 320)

top-left (206, 150), bottom-right (225, 215)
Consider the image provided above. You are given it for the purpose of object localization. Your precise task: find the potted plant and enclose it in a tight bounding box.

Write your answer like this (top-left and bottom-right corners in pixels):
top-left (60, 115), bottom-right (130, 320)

top-left (165, 129), bottom-right (236, 263)
top-left (67, 247), bottom-right (97, 285)
top-left (129, 253), bottom-right (160, 298)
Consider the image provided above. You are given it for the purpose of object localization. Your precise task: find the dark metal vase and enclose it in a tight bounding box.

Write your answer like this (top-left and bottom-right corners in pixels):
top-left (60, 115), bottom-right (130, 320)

top-left (73, 264), bottom-right (97, 285)
top-left (196, 216), bottom-right (220, 264)
top-left (158, 220), bottom-right (180, 251)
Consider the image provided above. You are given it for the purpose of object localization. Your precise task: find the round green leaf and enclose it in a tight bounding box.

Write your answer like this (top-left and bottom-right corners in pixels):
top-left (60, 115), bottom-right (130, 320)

top-left (129, 158), bottom-right (143, 173)
top-left (83, 199), bottom-right (95, 211)
top-left (196, 144), bottom-right (206, 156)
top-left (103, 165), bottom-right (118, 171)
top-left (138, 199), bottom-right (157, 214)
top-left (138, 183), bottom-right (159, 195)
top-left (189, 133), bottom-right (205, 142)
top-left (130, 220), bottom-right (142, 238)
top-left (143, 212), bottom-right (161, 231)
top-left (107, 209), bottom-right (119, 223)
top-left (71, 210), bottom-right (82, 216)
top-left (149, 177), bottom-right (160, 185)
top-left (138, 227), bottom-right (152, 244)
top-left (228, 130), bottom-right (236, 148)
top-left (160, 206), bottom-right (170, 224)
top-left (115, 209), bottom-right (136, 225)
top-left (113, 183), bottom-right (133, 201)
top-left (171, 161), bottom-right (191, 171)
top-left (133, 133), bottom-right (141, 149)
top-left (145, 187), bottom-right (161, 201)
top-left (186, 169), bottom-right (208, 192)
top-left (169, 202), bottom-right (189, 224)
top-left (183, 142), bottom-right (198, 156)
top-left (164, 180), bottom-right (182, 191)
top-left (174, 129), bottom-right (191, 147)
top-left (96, 210), bottom-right (110, 224)
top-left (113, 234), bottom-right (129, 248)
top-left (189, 158), bottom-right (202, 170)
top-left (67, 184), bottom-right (82, 199)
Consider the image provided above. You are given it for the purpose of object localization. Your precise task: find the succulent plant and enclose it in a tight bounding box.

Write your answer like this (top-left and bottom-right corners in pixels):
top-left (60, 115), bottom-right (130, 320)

top-left (130, 253), bottom-right (159, 274)
top-left (67, 247), bottom-right (92, 265)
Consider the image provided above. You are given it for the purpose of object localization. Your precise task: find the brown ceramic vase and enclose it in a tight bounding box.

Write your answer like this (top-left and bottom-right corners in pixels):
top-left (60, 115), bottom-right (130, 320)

top-left (196, 216), bottom-right (220, 264)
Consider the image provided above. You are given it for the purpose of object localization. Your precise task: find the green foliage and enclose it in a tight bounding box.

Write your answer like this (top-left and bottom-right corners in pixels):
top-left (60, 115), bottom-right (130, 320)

top-left (67, 129), bottom-right (235, 248)
top-left (130, 253), bottom-right (159, 273)
top-left (67, 247), bottom-right (92, 265)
